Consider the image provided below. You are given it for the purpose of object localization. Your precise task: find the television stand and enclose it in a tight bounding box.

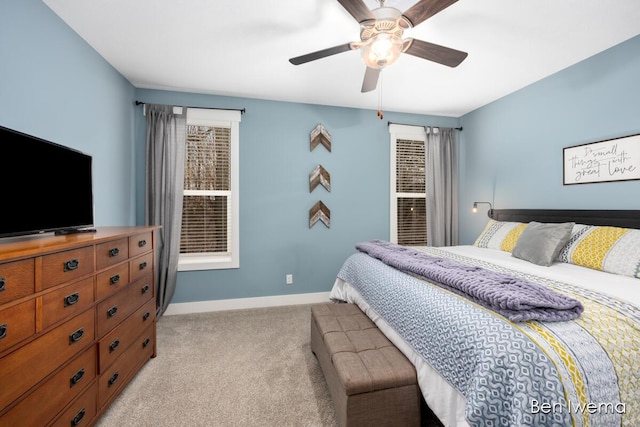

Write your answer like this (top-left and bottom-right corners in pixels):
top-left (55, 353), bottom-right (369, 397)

top-left (54, 227), bottom-right (97, 235)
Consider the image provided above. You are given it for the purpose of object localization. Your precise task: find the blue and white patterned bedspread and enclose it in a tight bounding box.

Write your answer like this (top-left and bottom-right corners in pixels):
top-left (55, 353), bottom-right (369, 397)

top-left (335, 248), bottom-right (640, 427)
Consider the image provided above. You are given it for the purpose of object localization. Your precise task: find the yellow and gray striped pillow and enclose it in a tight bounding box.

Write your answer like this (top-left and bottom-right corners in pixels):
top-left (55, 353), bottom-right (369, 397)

top-left (558, 224), bottom-right (640, 279)
top-left (473, 220), bottom-right (527, 252)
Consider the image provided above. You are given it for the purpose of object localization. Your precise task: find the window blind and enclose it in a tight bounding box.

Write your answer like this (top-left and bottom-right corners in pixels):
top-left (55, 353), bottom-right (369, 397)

top-left (397, 198), bottom-right (426, 245)
top-left (180, 125), bottom-right (232, 254)
top-left (395, 138), bottom-right (427, 246)
top-left (396, 139), bottom-right (425, 193)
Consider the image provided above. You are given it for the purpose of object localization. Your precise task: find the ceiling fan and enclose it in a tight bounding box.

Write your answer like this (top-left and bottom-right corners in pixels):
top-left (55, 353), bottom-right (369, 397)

top-left (289, 0), bottom-right (468, 93)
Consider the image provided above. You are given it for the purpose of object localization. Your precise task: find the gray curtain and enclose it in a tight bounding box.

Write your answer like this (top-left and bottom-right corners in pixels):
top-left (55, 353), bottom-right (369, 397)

top-left (426, 127), bottom-right (459, 247)
top-left (145, 104), bottom-right (186, 316)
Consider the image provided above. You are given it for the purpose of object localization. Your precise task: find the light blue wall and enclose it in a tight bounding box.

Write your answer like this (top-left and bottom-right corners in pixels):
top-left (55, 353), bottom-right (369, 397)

top-left (135, 89), bottom-right (459, 302)
top-left (458, 35), bottom-right (640, 244)
top-left (5, 0), bottom-right (638, 304)
top-left (0, 0), bottom-right (137, 227)
top-left (1, 0), bottom-right (459, 305)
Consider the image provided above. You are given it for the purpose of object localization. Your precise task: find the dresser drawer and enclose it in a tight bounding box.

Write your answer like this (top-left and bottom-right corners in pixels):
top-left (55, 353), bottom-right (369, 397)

top-left (96, 263), bottom-right (130, 301)
top-left (0, 345), bottom-right (97, 427)
top-left (98, 323), bottom-right (155, 408)
top-left (0, 299), bottom-right (36, 353)
top-left (0, 308), bottom-right (95, 411)
top-left (129, 232), bottom-right (153, 258)
top-left (96, 274), bottom-right (153, 338)
top-left (96, 238), bottom-right (129, 270)
top-left (49, 381), bottom-right (98, 427)
top-left (41, 247), bottom-right (95, 289)
top-left (129, 252), bottom-right (153, 283)
top-left (99, 298), bottom-right (156, 373)
top-left (0, 258), bottom-right (35, 305)
top-left (40, 277), bottom-right (95, 330)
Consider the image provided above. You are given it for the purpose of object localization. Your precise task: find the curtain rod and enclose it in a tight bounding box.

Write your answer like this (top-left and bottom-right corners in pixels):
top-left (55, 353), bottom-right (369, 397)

top-left (387, 121), bottom-right (462, 131)
top-left (135, 100), bottom-right (245, 115)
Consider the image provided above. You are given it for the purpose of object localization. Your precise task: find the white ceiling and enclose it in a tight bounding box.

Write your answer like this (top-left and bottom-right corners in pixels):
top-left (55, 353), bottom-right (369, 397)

top-left (43, 0), bottom-right (640, 117)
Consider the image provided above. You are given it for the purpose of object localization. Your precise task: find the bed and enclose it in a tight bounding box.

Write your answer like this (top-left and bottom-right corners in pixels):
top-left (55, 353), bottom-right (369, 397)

top-left (329, 209), bottom-right (640, 427)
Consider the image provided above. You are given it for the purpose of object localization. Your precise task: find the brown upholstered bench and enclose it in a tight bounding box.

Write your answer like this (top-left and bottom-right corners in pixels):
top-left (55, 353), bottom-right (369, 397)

top-left (311, 303), bottom-right (420, 426)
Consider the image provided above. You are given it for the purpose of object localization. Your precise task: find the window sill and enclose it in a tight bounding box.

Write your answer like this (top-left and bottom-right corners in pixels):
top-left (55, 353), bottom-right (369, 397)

top-left (178, 255), bottom-right (239, 271)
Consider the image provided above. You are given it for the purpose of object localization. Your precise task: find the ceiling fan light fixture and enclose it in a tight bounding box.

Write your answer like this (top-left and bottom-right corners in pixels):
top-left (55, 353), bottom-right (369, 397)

top-left (361, 33), bottom-right (402, 69)
top-left (288, 0), bottom-right (468, 92)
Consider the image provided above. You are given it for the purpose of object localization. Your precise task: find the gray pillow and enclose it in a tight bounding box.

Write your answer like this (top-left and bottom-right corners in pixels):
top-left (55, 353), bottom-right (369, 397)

top-left (511, 221), bottom-right (575, 266)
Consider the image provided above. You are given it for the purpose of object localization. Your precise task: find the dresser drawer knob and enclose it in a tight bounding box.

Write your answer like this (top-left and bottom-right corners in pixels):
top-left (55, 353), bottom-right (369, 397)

top-left (69, 327), bottom-right (84, 344)
top-left (138, 239), bottom-right (147, 248)
top-left (109, 339), bottom-right (120, 353)
top-left (143, 312), bottom-right (150, 321)
top-left (64, 292), bottom-right (80, 307)
top-left (142, 337), bottom-right (150, 348)
top-left (71, 408), bottom-right (86, 426)
top-left (64, 259), bottom-right (80, 272)
top-left (108, 371), bottom-right (119, 387)
top-left (0, 323), bottom-right (7, 340)
top-left (109, 247), bottom-right (120, 257)
top-left (141, 284), bottom-right (150, 294)
top-left (0, 277), bottom-right (5, 292)
top-left (139, 261), bottom-right (148, 270)
top-left (110, 274), bottom-right (121, 285)
top-left (107, 306), bottom-right (118, 318)
top-left (70, 368), bottom-right (85, 387)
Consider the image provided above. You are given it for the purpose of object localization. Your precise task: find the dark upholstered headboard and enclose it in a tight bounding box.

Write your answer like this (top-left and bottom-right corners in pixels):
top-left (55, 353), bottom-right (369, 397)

top-left (488, 209), bottom-right (640, 230)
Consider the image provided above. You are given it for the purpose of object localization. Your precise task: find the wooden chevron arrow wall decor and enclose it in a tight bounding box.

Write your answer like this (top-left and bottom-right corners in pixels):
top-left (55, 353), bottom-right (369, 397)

top-left (309, 201), bottom-right (330, 228)
top-left (309, 164), bottom-right (331, 192)
top-left (310, 123), bottom-right (331, 152)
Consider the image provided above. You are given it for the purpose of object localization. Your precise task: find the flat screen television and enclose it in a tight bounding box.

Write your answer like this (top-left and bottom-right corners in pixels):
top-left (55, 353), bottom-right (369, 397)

top-left (0, 125), bottom-right (95, 238)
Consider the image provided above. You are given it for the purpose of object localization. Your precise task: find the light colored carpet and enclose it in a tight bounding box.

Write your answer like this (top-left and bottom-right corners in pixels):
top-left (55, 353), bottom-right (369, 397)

top-left (96, 304), bottom-right (337, 427)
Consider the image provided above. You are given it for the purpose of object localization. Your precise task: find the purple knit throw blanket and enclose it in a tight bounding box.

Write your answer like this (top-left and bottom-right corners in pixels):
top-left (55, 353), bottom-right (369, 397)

top-left (355, 240), bottom-right (584, 322)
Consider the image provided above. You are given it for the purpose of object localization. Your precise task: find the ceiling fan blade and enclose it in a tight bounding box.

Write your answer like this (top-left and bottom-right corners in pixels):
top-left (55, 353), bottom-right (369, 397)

top-left (402, 0), bottom-right (458, 27)
top-left (403, 39), bottom-right (467, 67)
top-left (361, 67), bottom-right (380, 93)
top-left (337, 0), bottom-right (374, 23)
top-left (289, 43), bottom-right (354, 65)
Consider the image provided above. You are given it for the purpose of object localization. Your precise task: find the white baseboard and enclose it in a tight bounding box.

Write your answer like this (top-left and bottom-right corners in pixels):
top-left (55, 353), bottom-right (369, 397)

top-left (163, 291), bottom-right (332, 316)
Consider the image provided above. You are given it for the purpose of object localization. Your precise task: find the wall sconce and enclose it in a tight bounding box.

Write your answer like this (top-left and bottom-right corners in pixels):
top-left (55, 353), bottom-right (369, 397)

top-left (472, 201), bottom-right (493, 216)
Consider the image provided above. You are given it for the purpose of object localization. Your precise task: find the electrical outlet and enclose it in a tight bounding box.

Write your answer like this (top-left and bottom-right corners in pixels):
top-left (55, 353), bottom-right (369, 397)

top-left (286, 274), bottom-right (293, 285)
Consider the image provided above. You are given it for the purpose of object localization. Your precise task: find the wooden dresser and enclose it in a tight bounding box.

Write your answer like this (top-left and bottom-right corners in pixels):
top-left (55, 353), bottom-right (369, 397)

top-left (0, 226), bottom-right (159, 426)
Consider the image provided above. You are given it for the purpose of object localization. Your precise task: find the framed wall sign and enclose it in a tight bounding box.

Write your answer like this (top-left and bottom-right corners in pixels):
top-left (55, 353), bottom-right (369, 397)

top-left (563, 133), bottom-right (640, 185)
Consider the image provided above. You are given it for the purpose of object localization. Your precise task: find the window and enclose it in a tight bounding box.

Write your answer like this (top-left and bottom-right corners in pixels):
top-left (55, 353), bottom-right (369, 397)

top-left (178, 108), bottom-right (241, 271)
top-left (389, 124), bottom-right (427, 246)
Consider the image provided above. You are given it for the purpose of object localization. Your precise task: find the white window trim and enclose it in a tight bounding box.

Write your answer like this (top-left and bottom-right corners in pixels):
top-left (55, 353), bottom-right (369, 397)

top-left (178, 108), bottom-right (241, 271)
top-left (389, 124), bottom-right (426, 243)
